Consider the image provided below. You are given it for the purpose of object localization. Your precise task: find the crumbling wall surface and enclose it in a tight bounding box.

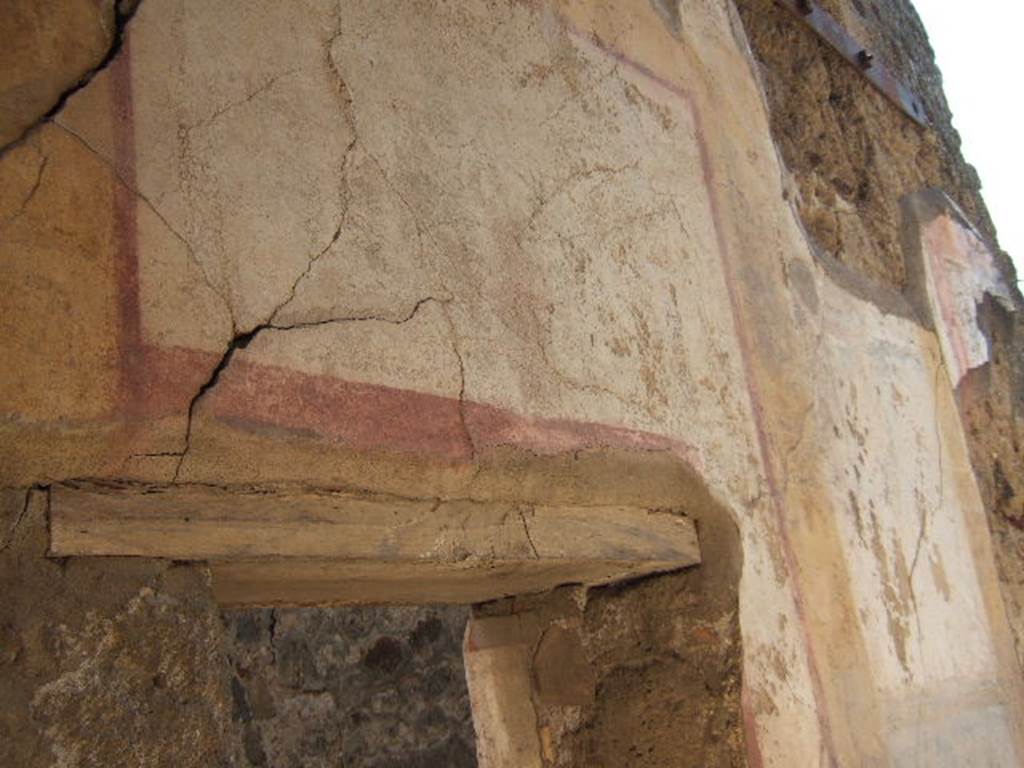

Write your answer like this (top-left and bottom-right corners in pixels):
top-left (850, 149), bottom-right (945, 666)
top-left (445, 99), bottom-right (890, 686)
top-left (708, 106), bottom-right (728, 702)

top-left (3, 0), bottom-right (1024, 766)
top-left (0, 483), bottom-right (478, 768)
top-left (0, 489), bottom-right (236, 767)
top-left (573, 573), bottom-right (742, 767)
top-left (222, 606), bottom-right (476, 768)
top-left (733, 0), bottom-right (1024, 665)
top-left (470, 502), bottom-right (745, 768)
top-left (961, 300), bottom-right (1024, 665)
top-left (732, 0), bottom-right (1002, 290)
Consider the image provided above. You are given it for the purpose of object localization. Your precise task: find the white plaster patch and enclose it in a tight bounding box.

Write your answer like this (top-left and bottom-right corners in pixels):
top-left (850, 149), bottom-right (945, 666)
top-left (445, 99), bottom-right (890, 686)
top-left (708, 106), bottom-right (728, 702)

top-left (887, 702), bottom-right (1017, 767)
top-left (918, 211), bottom-right (1012, 386)
top-left (817, 277), bottom-right (999, 693)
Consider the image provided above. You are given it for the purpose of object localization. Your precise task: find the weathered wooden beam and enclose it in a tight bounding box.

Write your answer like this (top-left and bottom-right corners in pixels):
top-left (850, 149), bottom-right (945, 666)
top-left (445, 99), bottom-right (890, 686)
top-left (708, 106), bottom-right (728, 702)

top-left (49, 482), bottom-right (701, 605)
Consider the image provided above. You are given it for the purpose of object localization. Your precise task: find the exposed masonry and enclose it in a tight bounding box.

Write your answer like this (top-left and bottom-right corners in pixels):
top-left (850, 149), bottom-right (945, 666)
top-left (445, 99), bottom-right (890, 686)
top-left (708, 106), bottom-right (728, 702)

top-left (222, 605), bottom-right (476, 768)
top-left (0, 1), bottom-right (143, 159)
top-left (6, 1), bottom-right (1016, 766)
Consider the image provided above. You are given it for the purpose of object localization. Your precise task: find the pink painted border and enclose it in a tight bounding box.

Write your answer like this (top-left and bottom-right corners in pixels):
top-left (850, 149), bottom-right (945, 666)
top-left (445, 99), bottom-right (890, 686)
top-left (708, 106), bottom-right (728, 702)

top-left (100, 12), bottom-right (852, 766)
top-left (923, 215), bottom-right (972, 379)
top-left (564, 26), bottom-right (836, 766)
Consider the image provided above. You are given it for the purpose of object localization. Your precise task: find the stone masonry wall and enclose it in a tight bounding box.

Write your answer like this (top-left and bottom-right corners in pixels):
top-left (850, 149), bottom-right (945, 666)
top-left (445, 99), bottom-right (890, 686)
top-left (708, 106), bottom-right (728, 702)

top-left (733, 0), bottom-right (1024, 664)
top-left (222, 606), bottom-right (477, 768)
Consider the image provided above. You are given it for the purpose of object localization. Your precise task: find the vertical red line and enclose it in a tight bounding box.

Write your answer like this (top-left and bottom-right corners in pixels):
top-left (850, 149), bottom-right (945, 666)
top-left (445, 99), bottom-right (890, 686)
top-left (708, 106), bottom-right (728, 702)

top-left (926, 221), bottom-right (970, 380)
top-left (688, 95), bottom-right (838, 768)
top-left (561, 24), bottom-right (838, 767)
top-left (110, 38), bottom-right (143, 418)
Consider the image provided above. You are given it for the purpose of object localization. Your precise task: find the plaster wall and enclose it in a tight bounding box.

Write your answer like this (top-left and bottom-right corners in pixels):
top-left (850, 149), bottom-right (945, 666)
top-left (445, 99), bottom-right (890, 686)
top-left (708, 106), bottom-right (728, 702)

top-left (1, 0), bottom-right (1021, 765)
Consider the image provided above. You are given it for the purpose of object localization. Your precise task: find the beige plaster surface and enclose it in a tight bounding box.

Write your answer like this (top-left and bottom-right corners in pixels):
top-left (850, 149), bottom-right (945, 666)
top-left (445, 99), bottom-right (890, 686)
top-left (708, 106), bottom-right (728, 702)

top-left (2, 0), bottom-right (1022, 764)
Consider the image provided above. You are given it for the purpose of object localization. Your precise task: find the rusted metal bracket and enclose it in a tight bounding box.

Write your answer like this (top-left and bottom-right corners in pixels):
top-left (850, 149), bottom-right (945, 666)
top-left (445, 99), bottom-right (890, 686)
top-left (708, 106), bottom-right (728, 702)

top-left (774, 0), bottom-right (929, 126)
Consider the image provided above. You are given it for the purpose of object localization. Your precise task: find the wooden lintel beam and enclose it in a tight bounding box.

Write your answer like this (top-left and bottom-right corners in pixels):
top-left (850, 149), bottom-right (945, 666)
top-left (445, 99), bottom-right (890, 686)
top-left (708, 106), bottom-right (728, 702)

top-left (49, 482), bottom-right (701, 606)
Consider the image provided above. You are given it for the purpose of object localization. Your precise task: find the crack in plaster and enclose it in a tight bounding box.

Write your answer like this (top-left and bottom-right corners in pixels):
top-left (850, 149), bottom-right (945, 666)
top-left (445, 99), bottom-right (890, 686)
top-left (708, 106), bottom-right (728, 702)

top-left (180, 70), bottom-right (300, 138)
top-left (267, 132), bottom-right (358, 326)
top-left (517, 507), bottom-right (541, 559)
top-left (17, 14), bottom-right (682, 499)
top-left (173, 64), bottom-right (349, 332)
top-left (20, 152), bottom-right (48, 212)
top-left (0, 1), bottom-right (144, 159)
top-left (366, 152), bottom-right (432, 266)
top-left (907, 352), bottom-right (948, 621)
top-left (168, 14), bottom-right (359, 333)
top-left (325, 5), bottom-right (352, 109)
top-left (1, 150), bottom-right (48, 231)
top-left (173, 73), bottom-right (305, 288)
top-left (163, 26), bottom-right (367, 477)
top-left (260, 36), bottom-right (364, 325)
top-left (439, 303), bottom-right (476, 462)
top-left (0, 488), bottom-right (35, 554)
top-left (171, 296), bottom-right (451, 481)
top-left (52, 122), bottom-right (236, 327)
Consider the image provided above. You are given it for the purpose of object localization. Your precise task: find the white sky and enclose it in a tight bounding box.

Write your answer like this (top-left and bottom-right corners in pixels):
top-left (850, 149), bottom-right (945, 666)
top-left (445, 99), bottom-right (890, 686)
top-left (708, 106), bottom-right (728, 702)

top-left (913, 1), bottom-right (1023, 283)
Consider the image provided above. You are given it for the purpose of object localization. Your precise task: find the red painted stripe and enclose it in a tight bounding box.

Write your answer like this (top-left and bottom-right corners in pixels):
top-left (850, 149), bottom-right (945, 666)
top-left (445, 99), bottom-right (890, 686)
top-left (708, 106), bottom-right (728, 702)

top-left (125, 343), bottom-right (701, 467)
top-left (207, 354), bottom-right (473, 460)
top-left (110, 38), bottom-right (143, 415)
top-left (925, 218), bottom-right (970, 379)
top-left (466, 398), bottom-right (698, 461)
